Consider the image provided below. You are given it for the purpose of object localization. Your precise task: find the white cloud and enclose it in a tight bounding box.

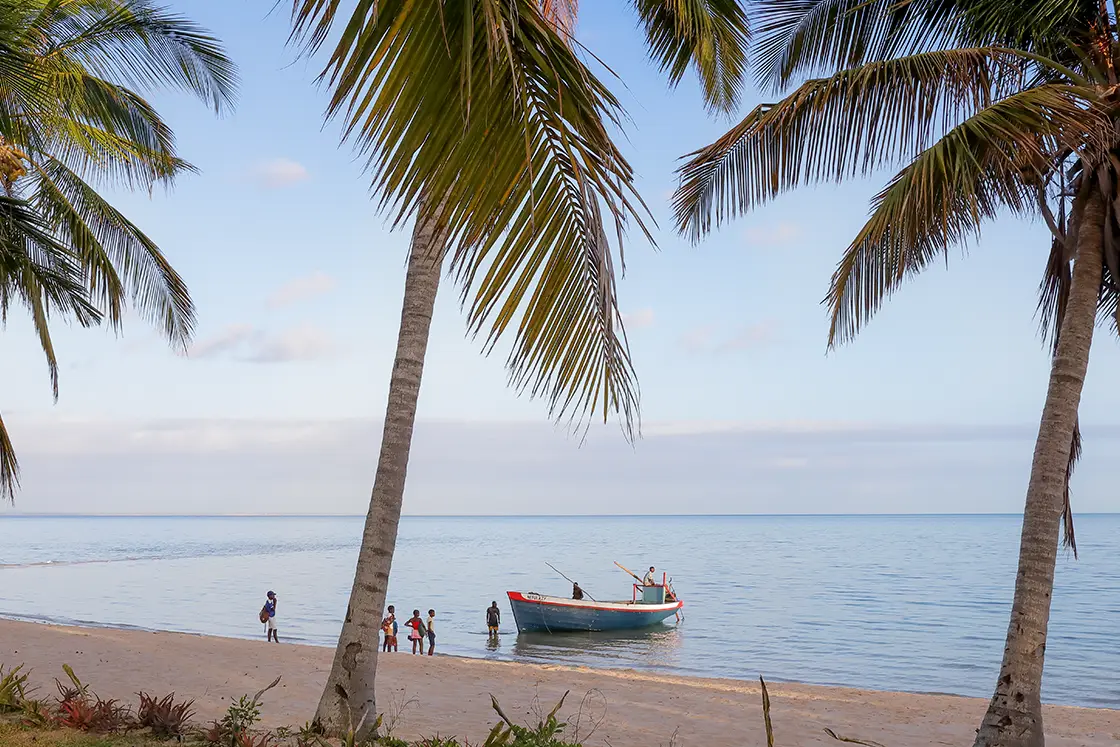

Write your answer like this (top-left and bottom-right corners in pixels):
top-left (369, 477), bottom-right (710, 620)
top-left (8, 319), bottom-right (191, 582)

top-left (251, 158), bottom-right (309, 189)
top-left (621, 308), bottom-right (655, 329)
top-left (6, 417), bottom-right (1120, 515)
top-left (679, 325), bottom-right (715, 353)
top-left (679, 321), bottom-right (777, 354)
top-left (185, 323), bottom-right (336, 363)
top-left (244, 323), bottom-right (336, 363)
top-left (187, 324), bottom-right (257, 359)
top-left (743, 222), bottom-right (801, 247)
top-left (266, 272), bottom-right (336, 309)
top-left (717, 320), bottom-right (779, 352)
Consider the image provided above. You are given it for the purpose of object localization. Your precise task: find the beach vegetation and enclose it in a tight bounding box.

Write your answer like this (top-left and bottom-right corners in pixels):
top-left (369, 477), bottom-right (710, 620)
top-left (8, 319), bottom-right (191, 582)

top-left (204, 676), bottom-right (281, 747)
top-left (0, 0), bottom-right (236, 501)
top-left (483, 691), bottom-right (578, 747)
top-left (19, 697), bottom-right (55, 729)
top-left (58, 694), bottom-right (134, 734)
top-left (673, 0), bottom-right (1118, 744)
top-left (1, 663), bottom-right (884, 747)
top-left (0, 663), bottom-right (31, 711)
top-left (55, 664), bottom-right (90, 706)
top-left (136, 692), bottom-right (195, 739)
top-left (285, 0), bottom-right (749, 734)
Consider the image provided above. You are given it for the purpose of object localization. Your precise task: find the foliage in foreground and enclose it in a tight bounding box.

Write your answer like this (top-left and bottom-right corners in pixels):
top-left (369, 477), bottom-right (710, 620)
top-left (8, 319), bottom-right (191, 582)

top-left (1, 662), bottom-right (884, 746)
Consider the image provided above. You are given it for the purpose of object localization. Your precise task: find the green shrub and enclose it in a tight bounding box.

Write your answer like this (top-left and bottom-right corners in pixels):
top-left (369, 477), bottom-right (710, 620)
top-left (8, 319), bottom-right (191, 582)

top-left (0, 664), bottom-right (30, 711)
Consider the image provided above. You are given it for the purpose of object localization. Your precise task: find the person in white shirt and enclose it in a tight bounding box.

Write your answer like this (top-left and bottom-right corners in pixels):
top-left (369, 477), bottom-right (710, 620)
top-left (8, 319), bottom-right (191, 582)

top-left (643, 567), bottom-right (657, 586)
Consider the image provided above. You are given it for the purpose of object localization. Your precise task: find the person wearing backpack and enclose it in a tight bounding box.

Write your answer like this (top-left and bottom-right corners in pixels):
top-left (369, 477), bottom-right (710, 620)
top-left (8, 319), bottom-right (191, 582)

top-left (260, 591), bottom-right (278, 642)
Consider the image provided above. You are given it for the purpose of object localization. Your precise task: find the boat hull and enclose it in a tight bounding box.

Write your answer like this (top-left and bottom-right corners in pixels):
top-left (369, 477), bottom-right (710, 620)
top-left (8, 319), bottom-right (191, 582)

top-left (506, 591), bottom-right (682, 633)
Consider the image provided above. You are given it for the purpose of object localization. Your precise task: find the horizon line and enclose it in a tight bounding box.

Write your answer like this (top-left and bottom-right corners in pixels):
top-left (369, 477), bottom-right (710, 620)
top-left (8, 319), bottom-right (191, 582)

top-left (2, 512), bottom-right (1119, 519)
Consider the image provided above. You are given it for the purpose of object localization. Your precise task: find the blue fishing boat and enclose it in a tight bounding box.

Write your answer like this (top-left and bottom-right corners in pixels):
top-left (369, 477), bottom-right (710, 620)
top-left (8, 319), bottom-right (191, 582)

top-left (506, 572), bottom-right (683, 633)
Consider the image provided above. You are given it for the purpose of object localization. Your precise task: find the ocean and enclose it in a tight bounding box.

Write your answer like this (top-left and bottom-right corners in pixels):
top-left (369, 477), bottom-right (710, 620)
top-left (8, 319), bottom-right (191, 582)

top-left (0, 514), bottom-right (1117, 708)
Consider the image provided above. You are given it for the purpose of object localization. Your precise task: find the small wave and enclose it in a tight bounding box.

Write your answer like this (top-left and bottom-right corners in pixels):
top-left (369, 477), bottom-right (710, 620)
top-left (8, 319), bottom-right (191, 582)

top-left (0, 543), bottom-right (357, 570)
top-left (0, 558), bottom-right (143, 570)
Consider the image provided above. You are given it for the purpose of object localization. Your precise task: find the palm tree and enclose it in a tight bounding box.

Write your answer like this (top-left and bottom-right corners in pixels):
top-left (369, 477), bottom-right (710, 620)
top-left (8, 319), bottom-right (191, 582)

top-left (289, 0), bottom-right (750, 735)
top-left (0, 0), bottom-right (236, 498)
top-left (673, 1), bottom-right (1115, 745)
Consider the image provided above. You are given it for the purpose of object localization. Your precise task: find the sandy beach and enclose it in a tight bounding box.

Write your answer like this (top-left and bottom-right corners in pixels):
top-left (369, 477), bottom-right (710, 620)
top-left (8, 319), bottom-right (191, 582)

top-left (1, 620), bottom-right (1117, 746)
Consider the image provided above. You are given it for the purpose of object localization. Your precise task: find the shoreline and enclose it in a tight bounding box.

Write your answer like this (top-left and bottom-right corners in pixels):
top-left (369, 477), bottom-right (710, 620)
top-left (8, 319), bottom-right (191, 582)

top-left (2, 619), bottom-right (1118, 746)
top-left (0, 614), bottom-right (1041, 706)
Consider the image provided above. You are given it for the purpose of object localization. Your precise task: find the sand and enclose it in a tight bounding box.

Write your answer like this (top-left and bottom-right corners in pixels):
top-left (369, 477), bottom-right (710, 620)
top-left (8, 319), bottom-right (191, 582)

top-left (1, 619), bottom-right (1116, 746)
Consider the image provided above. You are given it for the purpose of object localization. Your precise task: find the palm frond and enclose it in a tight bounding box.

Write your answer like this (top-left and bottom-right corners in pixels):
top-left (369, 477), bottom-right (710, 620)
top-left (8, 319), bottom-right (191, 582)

top-left (0, 194), bottom-right (100, 403)
top-left (540, 0), bottom-right (578, 39)
top-left (953, 0), bottom-right (1098, 51)
top-left (291, 0), bottom-right (650, 435)
top-left (0, 409), bottom-right (17, 502)
top-left (632, 0), bottom-right (751, 113)
top-left (28, 0), bottom-right (238, 113)
top-left (674, 47), bottom-right (1062, 243)
top-left (752, 0), bottom-right (961, 91)
top-left (29, 157), bottom-right (193, 348)
top-left (30, 72), bottom-right (190, 188)
top-left (825, 84), bottom-right (1099, 345)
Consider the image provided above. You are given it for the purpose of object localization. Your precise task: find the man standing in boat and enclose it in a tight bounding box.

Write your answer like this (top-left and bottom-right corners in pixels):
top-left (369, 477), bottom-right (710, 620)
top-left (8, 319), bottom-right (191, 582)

top-left (643, 566), bottom-right (657, 586)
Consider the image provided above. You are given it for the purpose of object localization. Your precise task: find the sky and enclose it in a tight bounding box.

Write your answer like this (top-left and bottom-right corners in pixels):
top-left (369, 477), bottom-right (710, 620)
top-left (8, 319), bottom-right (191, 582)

top-left (3, 1), bottom-right (1120, 515)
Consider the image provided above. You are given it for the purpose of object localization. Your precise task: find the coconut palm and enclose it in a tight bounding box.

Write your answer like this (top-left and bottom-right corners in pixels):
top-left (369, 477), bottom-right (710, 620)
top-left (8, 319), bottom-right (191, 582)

top-left (673, 1), bottom-right (1115, 744)
top-left (289, 0), bottom-right (749, 734)
top-left (0, 0), bottom-right (237, 498)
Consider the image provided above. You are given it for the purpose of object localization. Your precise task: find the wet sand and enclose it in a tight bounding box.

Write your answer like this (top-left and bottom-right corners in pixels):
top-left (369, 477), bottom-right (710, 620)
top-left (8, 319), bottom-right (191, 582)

top-left (1, 619), bottom-right (1116, 746)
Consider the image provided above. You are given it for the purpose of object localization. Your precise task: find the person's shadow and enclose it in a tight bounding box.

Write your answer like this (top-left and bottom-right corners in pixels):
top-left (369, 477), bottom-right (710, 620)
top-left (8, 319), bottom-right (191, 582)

top-left (486, 633), bottom-right (500, 651)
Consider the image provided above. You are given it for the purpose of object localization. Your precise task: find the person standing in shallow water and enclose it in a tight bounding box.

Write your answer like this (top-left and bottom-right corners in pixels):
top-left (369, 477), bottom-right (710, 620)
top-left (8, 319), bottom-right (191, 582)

top-left (381, 605), bottom-right (398, 652)
top-left (405, 609), bottom-right (425, 655)
top-left (426, 609), bottom-right (436, 656)
top-left (263, 591), bottom-right (278, 642)
top-left (486, 600), bottom-right (501, 637)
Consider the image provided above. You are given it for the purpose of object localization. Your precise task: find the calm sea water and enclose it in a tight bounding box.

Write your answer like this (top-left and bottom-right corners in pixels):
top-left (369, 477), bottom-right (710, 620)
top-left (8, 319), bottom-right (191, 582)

top-left (0, 515), bottom-right (1117, 708)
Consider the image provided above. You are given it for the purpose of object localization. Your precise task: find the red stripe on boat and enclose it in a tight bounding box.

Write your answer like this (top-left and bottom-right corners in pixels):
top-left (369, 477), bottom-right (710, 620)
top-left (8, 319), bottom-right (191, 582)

top-left (506, 591), bottom-right (683, 613)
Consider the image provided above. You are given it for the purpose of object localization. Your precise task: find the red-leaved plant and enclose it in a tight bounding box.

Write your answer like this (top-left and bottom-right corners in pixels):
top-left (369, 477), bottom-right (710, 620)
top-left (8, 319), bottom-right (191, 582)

top-left (137, 691), bottom-right (195, 737)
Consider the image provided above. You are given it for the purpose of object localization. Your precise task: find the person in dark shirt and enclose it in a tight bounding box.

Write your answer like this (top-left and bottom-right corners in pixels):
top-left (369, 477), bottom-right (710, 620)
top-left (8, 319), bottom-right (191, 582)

top-left (264, 591), bottom-right (278, 642)
top-left (572, 582), bottom-right (584, 600)
top-left (486, 601), bottom-right (501, 637)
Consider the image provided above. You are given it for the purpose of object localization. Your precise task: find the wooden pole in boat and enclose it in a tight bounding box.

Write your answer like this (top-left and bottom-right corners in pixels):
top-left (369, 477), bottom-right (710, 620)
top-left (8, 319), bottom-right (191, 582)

top-left (545, 562), bottom-right (596, 601)
top-left (614, 561), bottom-right (643, 585)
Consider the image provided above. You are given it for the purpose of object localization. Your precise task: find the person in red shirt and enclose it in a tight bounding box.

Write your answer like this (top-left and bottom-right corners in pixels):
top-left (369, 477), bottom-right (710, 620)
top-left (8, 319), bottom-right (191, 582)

top-left (404, 610), bottom-right (426, 655)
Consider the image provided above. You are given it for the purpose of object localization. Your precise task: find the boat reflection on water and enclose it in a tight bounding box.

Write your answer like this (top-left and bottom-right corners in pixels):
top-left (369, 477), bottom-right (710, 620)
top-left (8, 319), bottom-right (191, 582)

top-left (511, 625), bottom-right (684, 671)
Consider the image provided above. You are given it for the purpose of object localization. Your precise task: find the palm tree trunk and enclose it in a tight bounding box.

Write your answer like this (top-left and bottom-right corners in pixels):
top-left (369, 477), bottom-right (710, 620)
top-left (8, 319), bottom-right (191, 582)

top-left (973, 190), bottom-right (1105, 747)
top-left (313, 203), bottom-right (445, 737)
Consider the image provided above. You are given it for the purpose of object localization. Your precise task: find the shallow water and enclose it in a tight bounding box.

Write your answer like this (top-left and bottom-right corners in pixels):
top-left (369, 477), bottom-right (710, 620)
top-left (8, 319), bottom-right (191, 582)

top-left (0, 514), bottom-right (1117, 707)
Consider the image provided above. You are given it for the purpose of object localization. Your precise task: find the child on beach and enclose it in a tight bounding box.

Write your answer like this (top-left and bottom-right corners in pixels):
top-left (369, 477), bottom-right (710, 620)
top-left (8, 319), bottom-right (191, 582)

top-left (405, 610), bottom-right (426, 655)
top-left (381, 605), bottom-right (398, 652)
top-left (426, 609), bottom-right (436, 656)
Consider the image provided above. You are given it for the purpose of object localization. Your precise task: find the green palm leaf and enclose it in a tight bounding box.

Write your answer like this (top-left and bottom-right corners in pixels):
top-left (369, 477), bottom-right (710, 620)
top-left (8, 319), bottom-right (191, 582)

top-left (27, 0), bottom-right (237, 113)
top-left (31, 72), bottom-right (190, 188)
top-left (633, 0), bottom-right (751, 113)
top-left (825, 84), bottom-right (1098, 345)
top-left (29, 156), bottom-right (193, 347)
top-left (674, 46), bottom-right (1066, 242)
top-left (752, 0), bottom-right (957, 90)
top-left (0, 194), bottom-right (100, 499)
top-left (293, 0), bottom-right (651, 433)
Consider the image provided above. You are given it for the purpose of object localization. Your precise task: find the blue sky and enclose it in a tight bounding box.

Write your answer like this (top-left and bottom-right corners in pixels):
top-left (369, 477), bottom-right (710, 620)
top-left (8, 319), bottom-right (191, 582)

top-left (3, 1), bottom-right (1119, 514)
